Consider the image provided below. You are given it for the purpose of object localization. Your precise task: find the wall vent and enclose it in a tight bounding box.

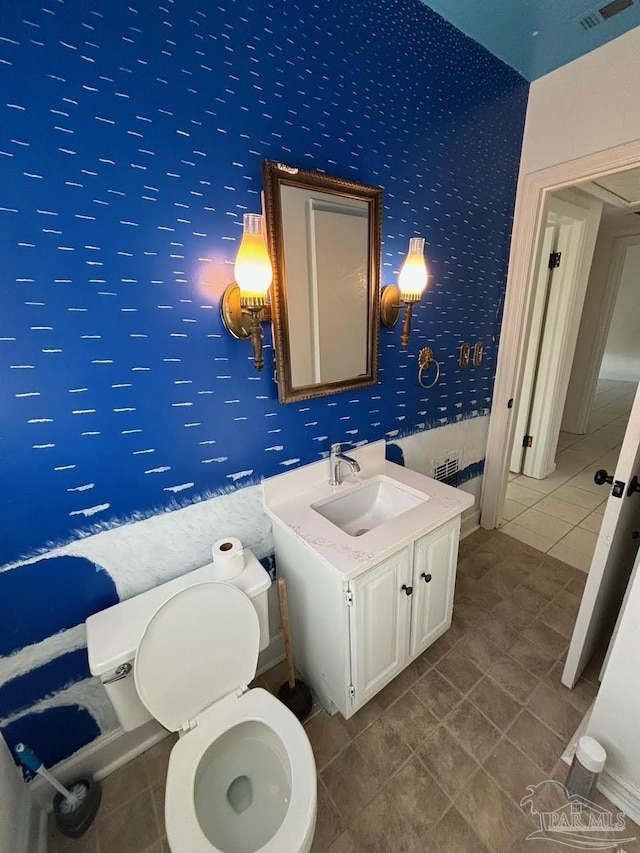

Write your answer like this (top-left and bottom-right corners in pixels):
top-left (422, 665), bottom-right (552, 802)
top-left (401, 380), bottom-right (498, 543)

top-left (434, 456), bottom-right (459, 488)
top-left (577, 0), bottom-right (635, 30)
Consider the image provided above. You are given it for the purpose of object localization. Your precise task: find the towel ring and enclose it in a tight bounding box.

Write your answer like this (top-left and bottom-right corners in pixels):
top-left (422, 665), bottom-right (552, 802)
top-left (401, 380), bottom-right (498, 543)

top-left (418, 347), bottom-right (440, 390)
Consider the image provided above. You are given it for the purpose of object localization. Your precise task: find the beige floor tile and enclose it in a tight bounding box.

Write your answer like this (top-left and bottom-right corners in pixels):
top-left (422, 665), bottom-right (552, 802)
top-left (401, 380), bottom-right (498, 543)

top-left (527, 681), bottom-right (583, 741)
top-left (538, 602), bottom-right (576, 639)
top-left (547, 542), bottom-right (592, 573)
top-left (382, 688), bottom-right (438, 751)
top-left (502, 498), bottom-right (528, 521)
top-left (556, 526), bottom-right (599, 557)
top-left (522, 622), bottom-right (567, 658)
top-left (468, 677), bottom-right (521, 731)
top-left (578, 510), bottom-right (604, 534)
top-left (507, 710), bottom-right (565, 774)
top-left (510, 508), bottom-right (573, 543)
top-left (444, 700), bottom-right (501, 762)
top-left (457, 770), bottom-right (532, 852)
top-left (487, 657), bottom-right (539, 703)
top-left (412, 668), bottom-right (464, 719)
top-left (534, 494), bottom-right (591, 526)
top-left (353, 715), bottom-right (411, 777)
top-left (552, 484), bottom-right (604, 511)
top-left (98, 788), bottom-right (159, 853)
top-left (427, 806), bottom-right (489, 851)
top-left (483, 738), bottom-right (546, 806)
top-left (418, 726), bottom-right (479, 797)
top-left (100, 751), bottom-right (149, 816)
top-left (305, 710), bottom-right (352, 771)
top-left (327, 832), bottom-right (358, 853)
top-left (565, 471), bottom-right (606, 495)
top-left (321, 744), bottom-right (382, 823)
top-left (498, 521), bottom-right (555, 553)
top-left (143, 734), bottom-right (177, 784)
top-left (508, 637), bottom-right (556, 678)
top-left (436, 647), bottom-right (484, 694)
top-left (312, 780), bottom-right (345, 853)
top-left (506, 481), bottom-right (544, 507)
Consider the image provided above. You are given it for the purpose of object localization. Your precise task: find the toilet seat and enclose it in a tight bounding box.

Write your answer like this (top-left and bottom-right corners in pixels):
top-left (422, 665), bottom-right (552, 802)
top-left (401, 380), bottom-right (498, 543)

top-left (134, 582), bottom-right (260, 732)
top-left (165, 688), bottom-right (317, 853)
top-left (134, 582), bottom-right (317, 853)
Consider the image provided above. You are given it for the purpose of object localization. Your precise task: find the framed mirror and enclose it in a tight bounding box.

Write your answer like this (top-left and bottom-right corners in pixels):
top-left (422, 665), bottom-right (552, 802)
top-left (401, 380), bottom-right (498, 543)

top-left (262, 161), bottom-right (382, 404)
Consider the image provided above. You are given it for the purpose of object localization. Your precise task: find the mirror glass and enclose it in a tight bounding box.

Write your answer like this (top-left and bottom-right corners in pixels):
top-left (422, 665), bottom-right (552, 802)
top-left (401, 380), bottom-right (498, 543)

top-left (263, 162), bottom-right (382, 404)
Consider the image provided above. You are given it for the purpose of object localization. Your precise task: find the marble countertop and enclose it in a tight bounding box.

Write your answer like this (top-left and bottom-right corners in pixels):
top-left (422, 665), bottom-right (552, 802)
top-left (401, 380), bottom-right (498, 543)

top-left (263, 440), bottom-right (475, 580)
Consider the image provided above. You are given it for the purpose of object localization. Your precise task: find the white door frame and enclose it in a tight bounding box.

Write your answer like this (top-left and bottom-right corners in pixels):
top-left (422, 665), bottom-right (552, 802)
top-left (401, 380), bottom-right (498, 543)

top-left (519, 194), bottom-right (602, 480)
top-left (481, 138), bottom-right (640, 529)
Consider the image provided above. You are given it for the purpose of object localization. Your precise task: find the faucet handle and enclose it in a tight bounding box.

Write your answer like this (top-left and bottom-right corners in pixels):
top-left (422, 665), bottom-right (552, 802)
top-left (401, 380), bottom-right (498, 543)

top-left (330, 442), bottom-right (342, 455)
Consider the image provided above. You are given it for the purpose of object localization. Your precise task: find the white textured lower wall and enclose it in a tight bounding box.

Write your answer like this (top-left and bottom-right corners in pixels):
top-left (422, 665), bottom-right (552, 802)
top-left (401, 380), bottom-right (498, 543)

top-left (0, 733), bottom-right (29, 853)
top-left (0, 417), bottom-right (487, 765)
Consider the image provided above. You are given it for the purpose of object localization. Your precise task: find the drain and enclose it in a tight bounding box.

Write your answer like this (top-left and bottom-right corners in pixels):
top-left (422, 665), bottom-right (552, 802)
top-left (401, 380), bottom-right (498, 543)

top-left (226, 775), bottom-right (253, 814)
top-left (354, 528), bottom-right (369, 537)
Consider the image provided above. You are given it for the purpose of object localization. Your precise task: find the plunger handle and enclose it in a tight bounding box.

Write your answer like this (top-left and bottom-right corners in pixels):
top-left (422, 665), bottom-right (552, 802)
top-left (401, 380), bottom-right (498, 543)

top-left (278, 578), bottom-right (296, 689)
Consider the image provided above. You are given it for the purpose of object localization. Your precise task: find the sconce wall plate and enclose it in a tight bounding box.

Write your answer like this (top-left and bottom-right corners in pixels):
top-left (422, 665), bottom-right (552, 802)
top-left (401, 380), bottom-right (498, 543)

top-left (221, 282), bottom-right (271, 340)
top-left (380, 284), bottom-right (401, 328)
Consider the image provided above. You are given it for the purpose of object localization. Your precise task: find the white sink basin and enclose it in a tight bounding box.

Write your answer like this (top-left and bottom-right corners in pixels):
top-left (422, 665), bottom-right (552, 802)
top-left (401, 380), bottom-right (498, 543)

top-left (311, 476), bottom-right (428, 537)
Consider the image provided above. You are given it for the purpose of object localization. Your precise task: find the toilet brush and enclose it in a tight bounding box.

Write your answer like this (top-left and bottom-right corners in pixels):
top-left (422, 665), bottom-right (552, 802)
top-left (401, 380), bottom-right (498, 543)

top-left (276, 578), bottom-right (313, 721)
top-left (14, 743), bottom-right (101, 838)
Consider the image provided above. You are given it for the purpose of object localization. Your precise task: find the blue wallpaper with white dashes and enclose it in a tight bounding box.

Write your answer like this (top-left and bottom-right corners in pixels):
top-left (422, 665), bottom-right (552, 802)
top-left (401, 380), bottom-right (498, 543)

top-left (0, 0), bottom-right (527, 567)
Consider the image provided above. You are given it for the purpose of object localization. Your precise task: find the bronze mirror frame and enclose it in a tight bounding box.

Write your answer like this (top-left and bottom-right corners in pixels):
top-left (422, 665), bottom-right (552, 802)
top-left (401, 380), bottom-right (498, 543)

top-left (262, 160), bottom-right (382, 404)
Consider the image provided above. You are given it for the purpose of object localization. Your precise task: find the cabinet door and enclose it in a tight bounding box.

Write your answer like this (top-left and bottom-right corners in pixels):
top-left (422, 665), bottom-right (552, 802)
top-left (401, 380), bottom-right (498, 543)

top-left (410, 520), bottom-right (459, 658)
top-left (349, 548), bottom-right (412, 708)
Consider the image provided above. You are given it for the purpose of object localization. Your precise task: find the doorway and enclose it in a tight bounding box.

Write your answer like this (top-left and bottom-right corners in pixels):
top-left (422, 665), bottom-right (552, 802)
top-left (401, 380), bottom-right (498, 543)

top-left (487, 168), bottom-right (640, 571)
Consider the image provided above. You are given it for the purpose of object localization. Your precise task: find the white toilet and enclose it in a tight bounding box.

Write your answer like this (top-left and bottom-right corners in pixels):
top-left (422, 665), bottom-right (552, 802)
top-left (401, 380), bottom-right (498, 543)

top-left (86, 554), bottom-right (317, 853)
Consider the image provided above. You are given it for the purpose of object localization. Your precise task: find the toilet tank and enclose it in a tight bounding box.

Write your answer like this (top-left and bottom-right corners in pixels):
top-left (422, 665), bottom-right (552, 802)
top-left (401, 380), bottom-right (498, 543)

top-left (86, 550), bottom-right (271, 732)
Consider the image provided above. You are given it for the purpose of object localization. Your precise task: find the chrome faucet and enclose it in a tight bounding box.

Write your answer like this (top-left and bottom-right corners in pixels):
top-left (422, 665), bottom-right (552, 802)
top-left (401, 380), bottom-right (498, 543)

top-left (329, 443), bottom-right (361, 486)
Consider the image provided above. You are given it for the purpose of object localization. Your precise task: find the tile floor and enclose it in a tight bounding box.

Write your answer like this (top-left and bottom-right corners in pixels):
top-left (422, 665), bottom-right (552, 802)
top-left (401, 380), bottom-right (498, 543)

top-left (502, 379), bottom-right (638, 571)
top-left (48, 529), bottom-right (640, 852)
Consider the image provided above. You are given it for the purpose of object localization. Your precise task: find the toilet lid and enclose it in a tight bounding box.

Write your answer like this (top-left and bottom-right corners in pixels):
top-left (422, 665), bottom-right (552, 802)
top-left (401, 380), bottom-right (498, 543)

top-left (134, 582), bottom-right (260, 732)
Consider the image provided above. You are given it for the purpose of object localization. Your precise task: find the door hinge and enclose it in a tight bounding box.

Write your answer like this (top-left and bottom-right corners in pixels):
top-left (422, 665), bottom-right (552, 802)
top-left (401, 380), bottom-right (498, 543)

top-left (348, 684), bottom-right (356, 701)
top-left (345, 590), bottom-right (354, 607)
top-left (523, 434), bottom-right (533, 448)
top-left (549, 251), bottom-right (562, 269)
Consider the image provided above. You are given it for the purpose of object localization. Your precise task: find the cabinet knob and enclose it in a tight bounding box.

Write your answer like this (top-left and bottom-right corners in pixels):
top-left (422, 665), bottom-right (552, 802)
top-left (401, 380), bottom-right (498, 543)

top-left (401, 584), bottom-right (413, 596)
top-left (421, 573), bottom-right (432, 583)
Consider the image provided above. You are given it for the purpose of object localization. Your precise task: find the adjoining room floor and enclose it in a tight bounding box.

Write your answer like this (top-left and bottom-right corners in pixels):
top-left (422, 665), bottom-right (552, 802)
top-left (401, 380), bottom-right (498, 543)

top-left (48, 530), bottom-right (640, 853)
top-left (502, 379), bottom-right (637, 571)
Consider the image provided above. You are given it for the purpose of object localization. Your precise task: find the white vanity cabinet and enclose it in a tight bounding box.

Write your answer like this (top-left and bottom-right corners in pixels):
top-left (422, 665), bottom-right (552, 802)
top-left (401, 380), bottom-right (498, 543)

top-left (272, 516), bottom-right (460, 719)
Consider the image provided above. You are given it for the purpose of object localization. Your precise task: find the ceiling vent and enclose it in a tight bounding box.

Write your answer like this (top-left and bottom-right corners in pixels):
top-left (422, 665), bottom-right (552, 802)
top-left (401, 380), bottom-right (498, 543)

top-left (577, 0), bottom-right (635, 30)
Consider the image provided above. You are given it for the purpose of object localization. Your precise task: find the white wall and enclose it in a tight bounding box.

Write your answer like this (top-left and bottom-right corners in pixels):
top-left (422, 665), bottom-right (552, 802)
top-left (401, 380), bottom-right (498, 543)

top-left (0, 734), bottom-right (30, 853)
top-left (521, 28), bottom-right (640, 176)
top-left (588, 550), bottom-right (640, 818)
top-left (600, 243), bottom-right (640, 382)
top-left (563, 217), bottom-right (640, 432)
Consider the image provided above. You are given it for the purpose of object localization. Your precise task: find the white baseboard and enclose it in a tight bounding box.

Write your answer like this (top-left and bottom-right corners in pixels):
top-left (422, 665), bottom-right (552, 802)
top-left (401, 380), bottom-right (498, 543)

top-left (598, 769), bottom-right (640, 827)
top-left (29, 718), bottom-right (168, 812)
top-left (460, 509), bottom-right (481, 540)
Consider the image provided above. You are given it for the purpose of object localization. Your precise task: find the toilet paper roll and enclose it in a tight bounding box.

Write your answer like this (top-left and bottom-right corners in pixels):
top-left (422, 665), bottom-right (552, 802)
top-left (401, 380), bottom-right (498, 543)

top-left (211, 537), bottom-right (245, 579)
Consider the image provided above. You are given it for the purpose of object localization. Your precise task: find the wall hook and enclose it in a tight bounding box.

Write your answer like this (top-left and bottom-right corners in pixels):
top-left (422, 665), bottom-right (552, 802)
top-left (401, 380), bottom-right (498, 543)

top-left (417, 347), bottom-right (440, 389)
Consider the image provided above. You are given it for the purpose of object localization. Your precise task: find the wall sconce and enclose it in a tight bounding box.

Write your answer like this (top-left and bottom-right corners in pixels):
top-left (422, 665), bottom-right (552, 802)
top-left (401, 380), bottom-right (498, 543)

top-left (380, 237), bottom-right (428, 348)
top-left (220, 213), bottom-right (273, 371)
